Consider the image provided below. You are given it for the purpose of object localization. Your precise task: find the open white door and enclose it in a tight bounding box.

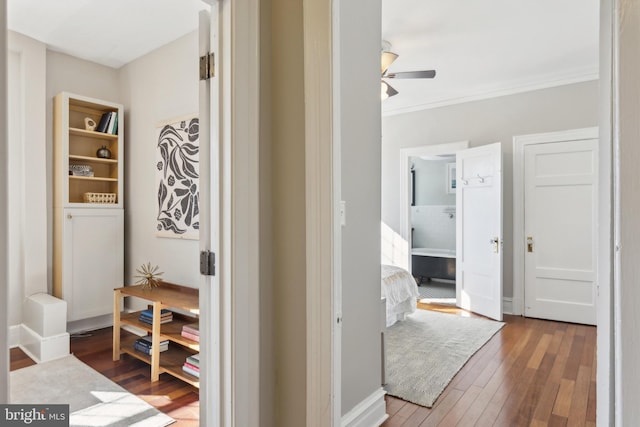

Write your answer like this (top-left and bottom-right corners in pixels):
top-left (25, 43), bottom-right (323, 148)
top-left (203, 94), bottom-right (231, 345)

top-left (198, 4), bottom-right (225, 426)
top-left (456, 143), bottom-right (503, 321)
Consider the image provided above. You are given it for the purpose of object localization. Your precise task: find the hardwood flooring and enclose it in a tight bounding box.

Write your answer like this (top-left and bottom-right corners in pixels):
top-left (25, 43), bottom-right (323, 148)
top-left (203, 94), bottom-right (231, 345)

top-left (382, 303), bottom-right (597, 427)
top-left (10, 328), bottom-right (199, 426)
top-left (9, 304), bottom-right (596, 427)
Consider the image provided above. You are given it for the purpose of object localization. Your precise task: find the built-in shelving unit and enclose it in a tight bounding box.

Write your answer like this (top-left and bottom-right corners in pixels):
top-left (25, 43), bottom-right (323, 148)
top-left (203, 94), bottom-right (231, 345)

top-left (53, 92), bottom-right (125, 322)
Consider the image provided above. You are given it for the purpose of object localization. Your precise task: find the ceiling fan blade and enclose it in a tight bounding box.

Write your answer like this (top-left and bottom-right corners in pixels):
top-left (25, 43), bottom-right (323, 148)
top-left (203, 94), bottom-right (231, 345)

top-left (385, 70), bottom-right (436, 79)
top-left (381, 80), bottom-right (398, 99)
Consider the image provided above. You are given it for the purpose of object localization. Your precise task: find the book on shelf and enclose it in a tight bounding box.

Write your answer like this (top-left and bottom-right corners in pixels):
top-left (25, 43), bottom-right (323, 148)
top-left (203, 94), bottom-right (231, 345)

top-left (182, 323), bottom-right (199, 336)
top-left (182, 363), bottom-right (200, 378)
top-left (138, 308), bottom-right (173, 325)
top-left (181, 330), bottom-right (200, 342)
top-left (96, 113), bottom-right (111, 133)
top-left (134, 340), bottom-right (168, 355)
top-left (138, 335), bottom-right (169, 346)
top-left (108, 112), bottom-right (118, 135)
top-left (186, 353), bottom-right (200, 367)
top-left (183, 362), bottom-right (199, 372)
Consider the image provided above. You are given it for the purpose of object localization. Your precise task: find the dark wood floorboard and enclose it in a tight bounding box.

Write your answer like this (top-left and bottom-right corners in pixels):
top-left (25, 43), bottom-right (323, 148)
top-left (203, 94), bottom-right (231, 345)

top-left (382, 303), bottom-right (596, 427)
top-left (10, 327), bottom-right (199, 426)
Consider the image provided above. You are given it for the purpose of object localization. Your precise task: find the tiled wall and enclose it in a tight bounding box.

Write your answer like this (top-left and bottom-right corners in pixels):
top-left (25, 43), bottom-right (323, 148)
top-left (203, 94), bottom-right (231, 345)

top-left (411, 205), bottom-right (456, 250)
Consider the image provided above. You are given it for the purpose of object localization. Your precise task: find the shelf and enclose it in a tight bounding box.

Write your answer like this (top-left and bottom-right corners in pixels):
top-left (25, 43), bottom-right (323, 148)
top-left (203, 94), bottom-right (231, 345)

top-left (120, 332), bottom-right (199, 388)
top-left (69, 127), bottom-right (118, 140)
top-left (119, 311), bottom-right (200, 351)
top-left (69, 155), bottom-right (118, 164)
top-left (114, 283), bottom-right (200, 389)
top-left (69, 175), bottom-right (118, 182)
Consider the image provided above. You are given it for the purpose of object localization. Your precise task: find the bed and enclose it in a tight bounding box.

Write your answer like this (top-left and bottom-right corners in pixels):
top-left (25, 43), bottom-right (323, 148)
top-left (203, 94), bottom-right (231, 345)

top-left (381, 264), bottom-right (420, 327)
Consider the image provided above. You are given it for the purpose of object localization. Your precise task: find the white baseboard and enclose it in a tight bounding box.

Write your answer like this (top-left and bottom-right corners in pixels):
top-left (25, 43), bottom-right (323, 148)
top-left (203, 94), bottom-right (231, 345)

top-left (19, 324), bottom-right (69, 363)
top-left (9, 325), bottom-right (21, 348)
top-left (67, 314), bottom-right (113, 335)
top-left (502, 298), bottom-right (514, 315)
top-left (341, 388), bottom-right (388, 427)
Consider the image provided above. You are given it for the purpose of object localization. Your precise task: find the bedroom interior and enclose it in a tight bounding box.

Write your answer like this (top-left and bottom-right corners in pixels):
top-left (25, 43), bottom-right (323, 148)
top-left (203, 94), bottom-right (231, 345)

top-left (379, 0), bottom-right (599, 420)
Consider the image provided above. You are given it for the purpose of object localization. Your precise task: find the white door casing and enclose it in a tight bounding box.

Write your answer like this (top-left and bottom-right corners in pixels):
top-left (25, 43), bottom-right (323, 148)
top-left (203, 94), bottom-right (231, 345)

top-left (521, 133), bottom-right (598, 325)
top-left (199, 0), bottom-right (261, 425)
top-left (456, 142), bottom-right (503, 321)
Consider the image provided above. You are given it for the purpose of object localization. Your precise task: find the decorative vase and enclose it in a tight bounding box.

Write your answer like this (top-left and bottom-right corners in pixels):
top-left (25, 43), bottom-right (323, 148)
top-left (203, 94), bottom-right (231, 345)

top-left (96, 145), bottom-right (112, 159)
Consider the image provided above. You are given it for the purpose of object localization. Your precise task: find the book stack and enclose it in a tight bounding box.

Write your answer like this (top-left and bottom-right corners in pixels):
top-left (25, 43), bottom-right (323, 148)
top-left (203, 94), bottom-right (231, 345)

top-left (182, 353), bottom-right (200, 378)
top-left (96, 111), bottom-right (118, 135)
top-left (138, 308), bottom-right (173, 325)
top-left (181, 322), bottom-right (200, 342)
top-left (134, 336), bottom-right (169, 355)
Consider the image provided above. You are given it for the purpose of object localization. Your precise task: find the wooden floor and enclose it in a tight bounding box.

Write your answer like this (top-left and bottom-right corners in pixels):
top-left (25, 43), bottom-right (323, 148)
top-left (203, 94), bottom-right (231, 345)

top-left (10, 328), bottom-right (199, 426)
top-left (9, 305), bottom-right (596, 427)
top-left (382, 303), bottom-right (597, 427)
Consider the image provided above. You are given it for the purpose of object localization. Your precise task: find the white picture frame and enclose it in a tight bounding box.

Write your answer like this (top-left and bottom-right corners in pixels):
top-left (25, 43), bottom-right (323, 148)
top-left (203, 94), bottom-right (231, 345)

top-left (446, 162), bottom-right (456, 194)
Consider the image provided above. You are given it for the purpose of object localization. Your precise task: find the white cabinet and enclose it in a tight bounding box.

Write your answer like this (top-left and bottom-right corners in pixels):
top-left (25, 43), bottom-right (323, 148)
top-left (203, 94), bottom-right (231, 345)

top-left (57, 209), bottom-right (124, 321)
top-left (52, 93), bottom-right (125, 321)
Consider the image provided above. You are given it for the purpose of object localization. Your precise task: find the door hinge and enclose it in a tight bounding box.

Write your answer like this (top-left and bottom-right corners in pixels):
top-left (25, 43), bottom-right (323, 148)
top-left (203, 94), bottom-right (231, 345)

top-left (200, 250), bottom-right (216, 276)
top-left (199, 52), bottom-right (215, 81)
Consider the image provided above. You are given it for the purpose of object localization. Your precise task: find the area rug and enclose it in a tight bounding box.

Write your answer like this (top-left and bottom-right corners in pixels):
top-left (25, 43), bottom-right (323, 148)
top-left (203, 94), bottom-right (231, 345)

top-left (384, 309), bottom-right (504, 407)
top-left (10, 354), bottom-right (175, 426)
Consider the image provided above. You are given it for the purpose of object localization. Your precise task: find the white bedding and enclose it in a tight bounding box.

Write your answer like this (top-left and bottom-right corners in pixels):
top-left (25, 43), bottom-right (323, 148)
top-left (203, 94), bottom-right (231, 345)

top-left (381, 264), bottom-right (419, 327)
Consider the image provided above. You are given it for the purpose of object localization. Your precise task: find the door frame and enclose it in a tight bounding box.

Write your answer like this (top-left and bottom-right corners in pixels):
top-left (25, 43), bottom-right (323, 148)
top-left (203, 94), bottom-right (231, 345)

top-left (512, 127), bottom-right (599, 317)
top-left (398, 141), bottom-right (469, 272)
top-left (199, 0), bottom-right (261, 425)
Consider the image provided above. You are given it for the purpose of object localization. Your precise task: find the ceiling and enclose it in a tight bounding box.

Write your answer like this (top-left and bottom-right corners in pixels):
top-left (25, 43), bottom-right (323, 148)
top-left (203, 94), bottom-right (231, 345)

top-left (7, 0), bottom-right (206, 68)
top-left (382, 0), bottom-right (600, 115)
top-left (8, 0), bottom-right (599, 116)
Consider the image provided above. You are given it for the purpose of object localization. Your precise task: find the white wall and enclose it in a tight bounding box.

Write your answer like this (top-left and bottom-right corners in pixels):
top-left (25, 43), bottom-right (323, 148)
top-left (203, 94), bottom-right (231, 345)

top-left (382, 80), bottom-right (599, 297)
top-left (412, 159), bottom-right (455, 206)
top-left (340, 0), bottom-right (383, 416)
top-left (8, 32), bottom-right (47, 330)
top-left (119, 32), bottom-right (200, 291)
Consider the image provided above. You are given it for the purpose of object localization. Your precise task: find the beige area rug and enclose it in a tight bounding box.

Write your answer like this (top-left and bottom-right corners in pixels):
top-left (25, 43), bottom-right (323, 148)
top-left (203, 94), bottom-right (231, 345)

top-left (384, 309), bottom-right (504, 407)
top-left (10, 355), bottom-right (175, 427)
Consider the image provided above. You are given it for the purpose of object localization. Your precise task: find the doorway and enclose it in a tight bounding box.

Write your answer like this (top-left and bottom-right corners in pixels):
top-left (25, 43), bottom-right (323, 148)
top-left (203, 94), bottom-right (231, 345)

top-left (513, 127), bottom-right (598, 325)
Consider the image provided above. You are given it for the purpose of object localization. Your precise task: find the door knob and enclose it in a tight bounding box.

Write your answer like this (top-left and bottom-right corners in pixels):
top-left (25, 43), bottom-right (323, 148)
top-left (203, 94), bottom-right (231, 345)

top-left (527, 236), bottom-right (534, 253)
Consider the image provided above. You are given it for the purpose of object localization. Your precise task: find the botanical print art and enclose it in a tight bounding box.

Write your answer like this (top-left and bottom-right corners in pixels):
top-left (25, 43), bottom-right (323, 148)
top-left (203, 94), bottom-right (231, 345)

top-left (156, 116), bottom-right (199, 239)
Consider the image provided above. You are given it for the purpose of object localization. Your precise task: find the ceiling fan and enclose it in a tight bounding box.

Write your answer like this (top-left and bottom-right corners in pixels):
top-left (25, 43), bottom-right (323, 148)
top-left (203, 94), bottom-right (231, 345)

top-left (381, 42), bottom-right (436, 100)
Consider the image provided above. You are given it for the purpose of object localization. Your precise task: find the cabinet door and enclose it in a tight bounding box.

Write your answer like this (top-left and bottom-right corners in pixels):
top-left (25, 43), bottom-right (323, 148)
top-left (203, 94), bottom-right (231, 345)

top-left (63, 208), bottom-right (124, 321)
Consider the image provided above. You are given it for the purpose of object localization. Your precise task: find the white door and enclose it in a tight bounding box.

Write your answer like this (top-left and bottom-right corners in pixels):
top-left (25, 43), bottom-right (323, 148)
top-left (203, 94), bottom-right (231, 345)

top-left (198, 6), bottom-right (224, 426)
top-left (524, 139), bottom-right (597, 325)
top-left (456, 143), bottom-right (503, 321)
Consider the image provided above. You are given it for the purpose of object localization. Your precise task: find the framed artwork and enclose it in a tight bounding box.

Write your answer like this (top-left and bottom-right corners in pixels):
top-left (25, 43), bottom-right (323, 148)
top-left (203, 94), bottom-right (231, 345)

top-left (156, 115), bottom-right (200, 239)
top-left (446, 162), bottom-right (456, 194)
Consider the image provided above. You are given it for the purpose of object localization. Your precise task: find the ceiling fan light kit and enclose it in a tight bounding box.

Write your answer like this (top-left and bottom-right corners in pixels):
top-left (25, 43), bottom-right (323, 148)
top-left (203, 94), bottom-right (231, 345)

top-left (380, 41), bottom-right (436, 99)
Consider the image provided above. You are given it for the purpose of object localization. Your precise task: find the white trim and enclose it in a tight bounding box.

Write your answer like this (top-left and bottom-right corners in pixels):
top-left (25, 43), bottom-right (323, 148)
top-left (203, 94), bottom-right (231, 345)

top-left (502, 298), bottom-right (514, 315)
top-left (512, 127), bottom-right (599, 318)
top-left (18, 324), bottom-right (69, 364)
top-left (341, 388), bottom-right (388, 427)
top-left (597, 0), bottom-right (614, 424)
top-left (383, 71), bottom-right (599, 117)
top-left (399, 141), bottom-right (469, 272)
top-left (66, 315), bottom-right (113, 335)
top-left (9, 325), bottom-right (21, 348)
